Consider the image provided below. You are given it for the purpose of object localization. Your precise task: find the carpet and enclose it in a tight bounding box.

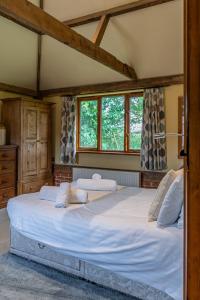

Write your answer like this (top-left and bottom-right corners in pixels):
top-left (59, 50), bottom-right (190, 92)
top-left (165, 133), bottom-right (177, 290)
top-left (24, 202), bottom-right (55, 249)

top-left (0, 253), bottom-right (139, 300)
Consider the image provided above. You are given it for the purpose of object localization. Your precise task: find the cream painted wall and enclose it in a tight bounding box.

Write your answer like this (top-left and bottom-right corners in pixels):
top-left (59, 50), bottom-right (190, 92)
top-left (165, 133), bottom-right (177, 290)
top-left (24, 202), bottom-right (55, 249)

top-left (45, 84), bottom-right (184, 171)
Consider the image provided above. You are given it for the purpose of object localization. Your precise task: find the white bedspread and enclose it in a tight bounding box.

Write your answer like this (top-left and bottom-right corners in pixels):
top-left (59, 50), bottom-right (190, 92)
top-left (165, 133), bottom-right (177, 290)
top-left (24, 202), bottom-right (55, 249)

top-left (7, 187), bottom-right (183, 300)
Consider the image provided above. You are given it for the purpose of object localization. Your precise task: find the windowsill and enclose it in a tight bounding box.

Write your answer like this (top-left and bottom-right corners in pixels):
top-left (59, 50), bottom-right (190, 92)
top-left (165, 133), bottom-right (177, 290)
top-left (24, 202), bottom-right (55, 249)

top-left (77, 150), bottom-right (140, 156)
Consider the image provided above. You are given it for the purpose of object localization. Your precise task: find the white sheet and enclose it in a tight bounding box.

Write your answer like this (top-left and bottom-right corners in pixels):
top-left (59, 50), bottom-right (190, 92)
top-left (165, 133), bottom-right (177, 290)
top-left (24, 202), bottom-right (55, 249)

top-left (7, 187), bottom-right (183, 300)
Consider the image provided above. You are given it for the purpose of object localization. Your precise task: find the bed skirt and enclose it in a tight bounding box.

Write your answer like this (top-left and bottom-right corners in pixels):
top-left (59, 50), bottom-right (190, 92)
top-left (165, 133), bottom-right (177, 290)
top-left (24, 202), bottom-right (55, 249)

top-left (10, 226), bottom-right (173, 300)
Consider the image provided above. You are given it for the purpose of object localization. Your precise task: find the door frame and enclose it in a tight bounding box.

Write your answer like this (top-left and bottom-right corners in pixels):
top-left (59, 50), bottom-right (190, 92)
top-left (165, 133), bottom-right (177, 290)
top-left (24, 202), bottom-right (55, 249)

top-left (185, 0), bottom-right (200, 299)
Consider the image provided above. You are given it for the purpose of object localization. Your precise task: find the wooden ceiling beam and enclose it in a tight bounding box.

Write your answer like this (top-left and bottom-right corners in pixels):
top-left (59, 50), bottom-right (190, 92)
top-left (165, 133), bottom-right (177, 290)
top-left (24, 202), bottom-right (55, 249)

top-left (0, 82), bottom-right (37, 97)
top-left (40, 74), bottom-right (183, 97)
top-left (64, 0), bottom-right (176, 28)
top-left (0, 0), bottom-right (137, 80)
top-left (92, 15), bottom-right (110, 46)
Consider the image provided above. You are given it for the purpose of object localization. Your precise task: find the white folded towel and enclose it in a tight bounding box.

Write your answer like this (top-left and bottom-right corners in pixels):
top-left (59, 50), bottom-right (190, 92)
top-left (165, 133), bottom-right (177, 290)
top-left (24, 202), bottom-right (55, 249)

top-left (55, 189), bottom-right (70, 208)
top-left (39, 186), bottom-right (59, 201)
top-left (60, 182), bottom-right (71, 191)
top-left (55, 182), bottom-right (70, 208)
top-left (92, 173), bottom-right (102, 180)
top-left (77, 178), bottom-right (117, 191)
top-left (69, 188), bottom-right (88, 204)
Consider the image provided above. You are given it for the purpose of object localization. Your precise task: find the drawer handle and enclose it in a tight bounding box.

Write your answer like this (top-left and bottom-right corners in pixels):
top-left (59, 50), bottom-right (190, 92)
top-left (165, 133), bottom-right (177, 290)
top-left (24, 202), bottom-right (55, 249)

top-left (38, 243), bottom-right (46, 250)
top-left (1, 154), bottom-right (9, 159)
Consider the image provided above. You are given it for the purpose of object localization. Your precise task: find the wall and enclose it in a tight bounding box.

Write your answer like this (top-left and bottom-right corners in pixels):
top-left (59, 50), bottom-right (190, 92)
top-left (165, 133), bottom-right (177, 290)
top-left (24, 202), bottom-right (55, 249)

top-left (45, 84), bottom-right (184, 171)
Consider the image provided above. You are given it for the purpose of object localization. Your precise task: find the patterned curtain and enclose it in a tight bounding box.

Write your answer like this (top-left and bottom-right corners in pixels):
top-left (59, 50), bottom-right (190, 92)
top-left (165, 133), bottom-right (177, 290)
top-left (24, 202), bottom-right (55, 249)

top-left (60, 96), bottom-right (76, 164)
top-left (140, 88), bottom-right (167, 170)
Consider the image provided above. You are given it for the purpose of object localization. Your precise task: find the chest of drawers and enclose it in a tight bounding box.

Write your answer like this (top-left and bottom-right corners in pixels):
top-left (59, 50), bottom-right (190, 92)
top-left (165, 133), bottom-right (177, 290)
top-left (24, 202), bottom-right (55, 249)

top-left (0, 145), bottom-right (17, 209)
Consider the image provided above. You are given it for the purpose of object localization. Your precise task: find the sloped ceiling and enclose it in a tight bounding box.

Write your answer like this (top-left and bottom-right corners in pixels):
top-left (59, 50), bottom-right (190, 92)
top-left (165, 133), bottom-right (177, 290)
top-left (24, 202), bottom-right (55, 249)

top-left (0, 0), bottom-right (183, 91)
top-left (0, 0), bottom-right (39, 90)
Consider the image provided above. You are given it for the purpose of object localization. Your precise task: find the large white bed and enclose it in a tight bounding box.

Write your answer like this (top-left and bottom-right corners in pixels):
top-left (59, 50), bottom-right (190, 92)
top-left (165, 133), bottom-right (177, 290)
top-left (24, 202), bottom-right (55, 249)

top-left (7, 186), bottom-right (183, 300)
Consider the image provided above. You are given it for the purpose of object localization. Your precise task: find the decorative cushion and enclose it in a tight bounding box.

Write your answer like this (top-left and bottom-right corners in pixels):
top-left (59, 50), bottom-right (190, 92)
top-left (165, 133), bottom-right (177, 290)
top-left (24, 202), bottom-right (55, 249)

top-left (148, 170), bottom-right (177, 222)
top-left (177, 206), bottom-right (184, 229)
top-left (157, 175), bottom-right (183, 227)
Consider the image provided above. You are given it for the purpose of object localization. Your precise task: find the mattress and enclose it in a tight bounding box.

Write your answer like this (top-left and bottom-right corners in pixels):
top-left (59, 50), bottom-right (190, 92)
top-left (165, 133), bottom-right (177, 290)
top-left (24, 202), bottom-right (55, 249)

top-left (7, 187), bottom-right (183, 300)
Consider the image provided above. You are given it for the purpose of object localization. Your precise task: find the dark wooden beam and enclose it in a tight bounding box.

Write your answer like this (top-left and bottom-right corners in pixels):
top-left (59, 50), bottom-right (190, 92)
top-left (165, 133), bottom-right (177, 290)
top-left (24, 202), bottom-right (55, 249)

top-left (185, 0), bottom-right (200, 299)
top-left (92, 15), bottom-right (110, 46)
top-left (64, 0), bottom-right (176, 28)
top-left (0, 0), bottom-right (137, 80)
top-left (0, 82), bottom-right (37, 97)
top-left (36, 0), bottom-right (43, 95)
top-left (40, 74), bottom-right (183, 97)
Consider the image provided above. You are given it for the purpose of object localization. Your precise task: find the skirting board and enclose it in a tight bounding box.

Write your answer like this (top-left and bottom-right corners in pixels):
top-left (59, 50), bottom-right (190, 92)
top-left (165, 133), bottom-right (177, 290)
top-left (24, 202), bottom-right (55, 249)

top-left (10, 227), bottom-right (173, 300)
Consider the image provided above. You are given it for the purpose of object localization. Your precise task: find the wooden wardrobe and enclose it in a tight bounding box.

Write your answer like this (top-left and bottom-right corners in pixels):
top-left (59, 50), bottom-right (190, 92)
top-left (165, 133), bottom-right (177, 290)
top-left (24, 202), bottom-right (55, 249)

top-left (2, 98), bottom-right (53, 194)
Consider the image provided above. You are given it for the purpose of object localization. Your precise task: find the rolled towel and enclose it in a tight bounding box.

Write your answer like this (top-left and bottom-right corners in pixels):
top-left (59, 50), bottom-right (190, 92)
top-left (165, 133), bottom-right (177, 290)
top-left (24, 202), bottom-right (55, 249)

top-left (60, 182), bottom-right (71, 191)
top-left (77, 179), bottom-right (117, 191)
top-left (92, 173), bottom-right (102, 180)
top-left (39, 186), bottom-right (59, 202)
top-left (70, 188), bottom-right (88, 204)
top-left (55, 188), bottom-right (70, 208)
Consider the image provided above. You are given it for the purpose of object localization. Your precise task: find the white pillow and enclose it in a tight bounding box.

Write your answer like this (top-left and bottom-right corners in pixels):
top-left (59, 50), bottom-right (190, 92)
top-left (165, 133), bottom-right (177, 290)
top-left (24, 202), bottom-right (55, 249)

top-left (177, 206), bottom-right (184, 229)
top-left (157, 175), bottom-right (183, 227)
top-left (148, 170), bottom-right (177, 222)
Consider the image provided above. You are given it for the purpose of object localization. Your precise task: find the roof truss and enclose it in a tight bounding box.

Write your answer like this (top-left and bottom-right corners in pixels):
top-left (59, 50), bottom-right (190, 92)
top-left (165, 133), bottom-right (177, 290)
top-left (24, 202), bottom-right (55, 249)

top-left (64, 0), bottom-right (176, 28)
top-left (0, 0), bottom-right (137, 80)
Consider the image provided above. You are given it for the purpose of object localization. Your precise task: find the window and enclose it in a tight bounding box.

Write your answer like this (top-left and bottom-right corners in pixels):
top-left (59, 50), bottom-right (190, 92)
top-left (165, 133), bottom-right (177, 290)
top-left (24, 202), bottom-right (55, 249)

top-left (77, 93), bottom-right (144, 154)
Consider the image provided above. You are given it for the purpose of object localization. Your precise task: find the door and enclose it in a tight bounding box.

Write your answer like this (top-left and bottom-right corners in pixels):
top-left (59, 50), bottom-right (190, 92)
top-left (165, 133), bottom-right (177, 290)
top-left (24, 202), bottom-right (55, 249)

top-left (23, 107), bottom-right (38, 177)
top-left (37, 107), bottom-right (51, 175)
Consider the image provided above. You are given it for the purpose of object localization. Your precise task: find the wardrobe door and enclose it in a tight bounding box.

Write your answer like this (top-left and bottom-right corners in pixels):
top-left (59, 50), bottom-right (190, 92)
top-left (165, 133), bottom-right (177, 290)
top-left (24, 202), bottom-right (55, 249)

top-left (23, 107), bottom-right (38, 177)
top-left (37, 107), bottom-right (51, 175)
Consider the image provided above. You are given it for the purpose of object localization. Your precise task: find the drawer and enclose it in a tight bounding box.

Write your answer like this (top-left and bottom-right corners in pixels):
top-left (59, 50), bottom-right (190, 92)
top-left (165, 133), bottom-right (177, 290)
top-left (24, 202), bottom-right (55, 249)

top-left (0, 188), bottom-right (15, 208)
top-left (11, 229), bottom-right (81, 273)
top-left (0, 173), bottom-right (15, 189)
top-left (22, 178), bottom-right (53, 194)
top-left (0, 149), bottom-right (16, 161)
top-left (0, 161), bottom-right (15, 174)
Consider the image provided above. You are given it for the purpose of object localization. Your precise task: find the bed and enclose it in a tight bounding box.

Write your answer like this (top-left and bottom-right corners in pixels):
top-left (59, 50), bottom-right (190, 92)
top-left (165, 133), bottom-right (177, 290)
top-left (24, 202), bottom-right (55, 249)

top-left (7, 182), bottom-right (183, 300)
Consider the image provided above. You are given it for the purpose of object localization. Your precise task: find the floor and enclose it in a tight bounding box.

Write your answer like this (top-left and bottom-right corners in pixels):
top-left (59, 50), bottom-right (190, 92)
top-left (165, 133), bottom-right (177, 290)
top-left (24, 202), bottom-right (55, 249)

top-left (0, 209), bottom-right (10, 254)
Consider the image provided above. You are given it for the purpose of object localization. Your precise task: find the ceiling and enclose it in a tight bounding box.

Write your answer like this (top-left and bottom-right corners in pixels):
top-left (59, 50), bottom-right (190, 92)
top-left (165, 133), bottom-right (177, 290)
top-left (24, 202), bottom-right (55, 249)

top-left (0, 0), bottom-right (183, 91)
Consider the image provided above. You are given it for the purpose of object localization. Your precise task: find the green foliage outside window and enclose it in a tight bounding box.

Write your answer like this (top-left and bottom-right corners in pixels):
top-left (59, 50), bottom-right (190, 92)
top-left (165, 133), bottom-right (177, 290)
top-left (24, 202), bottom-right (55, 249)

top-left (129, 96), bottom-right (143, 150)
top-left (102, 96), bottom-right (124, 151)
top-left (79, 94), bottom-right (143, 152)
top-left (80, 100), bottom-right (98, 148)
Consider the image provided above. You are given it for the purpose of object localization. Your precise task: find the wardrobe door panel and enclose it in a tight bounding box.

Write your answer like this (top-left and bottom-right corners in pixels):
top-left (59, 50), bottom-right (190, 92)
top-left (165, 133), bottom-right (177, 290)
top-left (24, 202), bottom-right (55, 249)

top-left (38, 141), bottom-right (49, 175)
top-left (24, 107), bottom-right (38, 140)
top-left (38, 109), bottom-right (49, 141)
top-left (23, 142), bottom-right (38, 176)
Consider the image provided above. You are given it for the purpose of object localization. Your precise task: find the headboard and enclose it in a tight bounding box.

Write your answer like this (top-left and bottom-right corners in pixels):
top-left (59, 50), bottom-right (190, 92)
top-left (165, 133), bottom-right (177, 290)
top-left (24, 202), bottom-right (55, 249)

top-left (73, 167), bottom-right (140, 187)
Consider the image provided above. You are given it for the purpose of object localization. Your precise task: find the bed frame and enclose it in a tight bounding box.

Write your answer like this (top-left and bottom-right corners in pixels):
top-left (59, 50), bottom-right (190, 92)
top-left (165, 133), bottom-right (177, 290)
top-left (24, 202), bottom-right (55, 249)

top-left (9, 168), bottom-right (172, 300)
top-left (10, 227), bottom-right (172, 300)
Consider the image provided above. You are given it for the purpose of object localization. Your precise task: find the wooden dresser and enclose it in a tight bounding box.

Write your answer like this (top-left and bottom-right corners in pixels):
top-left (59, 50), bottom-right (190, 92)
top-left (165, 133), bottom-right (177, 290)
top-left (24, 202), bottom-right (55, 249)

top-left (0, 145), bottom-right (17, 208)
top-left (2, 98), bottom-right (53, 195)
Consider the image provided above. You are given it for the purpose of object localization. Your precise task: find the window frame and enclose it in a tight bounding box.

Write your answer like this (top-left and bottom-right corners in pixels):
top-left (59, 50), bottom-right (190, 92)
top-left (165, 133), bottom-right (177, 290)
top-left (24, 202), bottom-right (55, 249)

top-left (77, 92), bottom-right (143, 155)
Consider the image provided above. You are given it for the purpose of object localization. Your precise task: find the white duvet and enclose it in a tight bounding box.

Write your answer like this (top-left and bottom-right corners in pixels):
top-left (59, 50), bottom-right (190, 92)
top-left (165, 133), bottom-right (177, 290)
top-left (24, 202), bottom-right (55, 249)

top-left (7, 187), bottom-right (183, 300)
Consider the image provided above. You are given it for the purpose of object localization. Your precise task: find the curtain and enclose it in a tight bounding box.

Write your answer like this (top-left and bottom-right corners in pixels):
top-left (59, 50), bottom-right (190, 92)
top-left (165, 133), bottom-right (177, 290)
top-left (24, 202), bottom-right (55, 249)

top-left (140, 88), bottom-right (167, 170)
top-left (60, 96), bottom-right (76, 164)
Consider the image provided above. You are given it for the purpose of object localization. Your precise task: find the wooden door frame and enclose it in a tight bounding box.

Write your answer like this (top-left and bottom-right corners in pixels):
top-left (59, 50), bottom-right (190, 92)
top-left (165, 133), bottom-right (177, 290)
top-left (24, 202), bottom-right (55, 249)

top-left (185, 0), bottom-right (200, 299)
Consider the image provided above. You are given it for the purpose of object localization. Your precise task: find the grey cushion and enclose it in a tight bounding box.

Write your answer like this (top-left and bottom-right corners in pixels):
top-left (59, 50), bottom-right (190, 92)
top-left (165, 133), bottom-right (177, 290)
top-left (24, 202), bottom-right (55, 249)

top-left (157, 175), bottom-right (183, 227)
top-left (148, 170), bottom-right (177, 222)
top-left (177, 206), bottom-right (184, 229)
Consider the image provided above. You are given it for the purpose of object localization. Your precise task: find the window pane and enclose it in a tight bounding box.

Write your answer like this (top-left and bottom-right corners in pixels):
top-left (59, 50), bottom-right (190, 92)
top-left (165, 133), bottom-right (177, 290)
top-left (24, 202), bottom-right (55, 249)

top-left (129, 96), bottom-right (143, 150)
top-left (102, 96), bottom-right (125, 151)
top-left (80, 100), bottom-right (98, 148)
